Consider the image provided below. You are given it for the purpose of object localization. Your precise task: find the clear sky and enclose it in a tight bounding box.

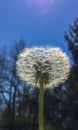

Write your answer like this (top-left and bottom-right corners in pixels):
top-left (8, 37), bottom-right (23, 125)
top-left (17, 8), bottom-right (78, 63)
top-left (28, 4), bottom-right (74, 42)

top-left (0, 0), bottom-right (78, 52)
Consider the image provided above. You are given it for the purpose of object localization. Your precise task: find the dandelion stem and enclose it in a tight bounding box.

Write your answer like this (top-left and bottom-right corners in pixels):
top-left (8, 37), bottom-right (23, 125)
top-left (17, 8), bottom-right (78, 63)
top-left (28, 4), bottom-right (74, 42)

top-left (39, 81), bottom-right (44, 130)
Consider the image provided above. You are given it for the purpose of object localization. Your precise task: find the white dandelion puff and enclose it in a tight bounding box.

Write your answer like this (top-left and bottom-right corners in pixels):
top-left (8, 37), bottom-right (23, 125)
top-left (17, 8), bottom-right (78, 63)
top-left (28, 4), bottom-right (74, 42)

top-left (16, 47), bottom-right (70, 88)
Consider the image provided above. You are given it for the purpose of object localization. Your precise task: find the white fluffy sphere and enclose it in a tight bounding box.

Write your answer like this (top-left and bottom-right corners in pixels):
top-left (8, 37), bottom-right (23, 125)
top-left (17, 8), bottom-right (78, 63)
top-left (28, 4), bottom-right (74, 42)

top-left (16, 47), bottom-right (70, 88)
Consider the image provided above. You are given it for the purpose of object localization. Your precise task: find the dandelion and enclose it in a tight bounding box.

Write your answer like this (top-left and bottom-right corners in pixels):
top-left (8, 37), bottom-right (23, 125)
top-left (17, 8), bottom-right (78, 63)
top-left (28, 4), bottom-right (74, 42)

top-left (16, 47), bottom-right (70, 130)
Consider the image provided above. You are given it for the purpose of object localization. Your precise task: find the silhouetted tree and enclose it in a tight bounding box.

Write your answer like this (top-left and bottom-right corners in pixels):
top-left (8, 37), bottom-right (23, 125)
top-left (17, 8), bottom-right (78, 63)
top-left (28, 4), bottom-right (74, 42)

top-left (64, 18), bottom-right (78, 130)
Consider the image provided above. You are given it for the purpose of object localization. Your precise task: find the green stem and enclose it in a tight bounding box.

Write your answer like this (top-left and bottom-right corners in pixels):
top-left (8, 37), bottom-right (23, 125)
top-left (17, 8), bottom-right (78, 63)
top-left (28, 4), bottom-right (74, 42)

top-left (39, 82), bottom-right (44, 130)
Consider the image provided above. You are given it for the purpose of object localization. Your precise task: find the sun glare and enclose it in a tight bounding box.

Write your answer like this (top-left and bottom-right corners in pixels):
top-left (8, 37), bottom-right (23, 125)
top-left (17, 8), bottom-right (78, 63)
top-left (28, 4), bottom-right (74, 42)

top-left (26, 0), bottom-right (54, 14)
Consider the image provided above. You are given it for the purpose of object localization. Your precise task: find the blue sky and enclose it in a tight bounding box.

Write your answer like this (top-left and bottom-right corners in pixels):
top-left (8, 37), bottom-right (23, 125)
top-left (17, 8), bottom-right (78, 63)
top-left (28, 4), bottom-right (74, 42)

top-left (0, 0), bottom-right (78, 52)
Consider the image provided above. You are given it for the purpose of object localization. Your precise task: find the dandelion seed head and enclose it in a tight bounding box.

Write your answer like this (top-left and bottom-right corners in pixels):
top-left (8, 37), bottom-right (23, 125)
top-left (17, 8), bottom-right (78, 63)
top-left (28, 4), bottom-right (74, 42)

top-left (16, 47), bottom-right (70, 88)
